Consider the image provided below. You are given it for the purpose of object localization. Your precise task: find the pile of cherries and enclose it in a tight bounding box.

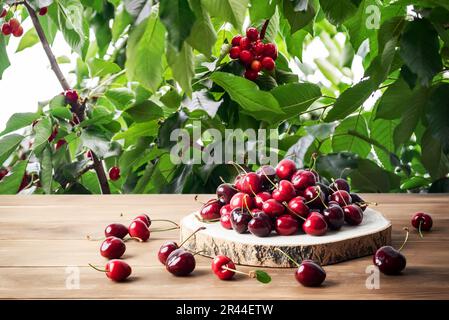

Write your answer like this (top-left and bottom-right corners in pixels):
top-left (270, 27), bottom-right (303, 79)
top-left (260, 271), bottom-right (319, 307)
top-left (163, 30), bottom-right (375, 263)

top-left (199, 159), bottom-right (369, 238)
top-left (229, 26), bottom-right (278, 81)
top-left (89, 214), bottom-right (179, 282)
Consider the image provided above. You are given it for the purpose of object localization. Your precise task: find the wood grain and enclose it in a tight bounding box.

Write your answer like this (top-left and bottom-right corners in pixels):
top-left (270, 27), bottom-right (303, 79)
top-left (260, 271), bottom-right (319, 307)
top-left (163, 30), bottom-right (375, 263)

top-left (0, 194), bottom-right (448, 299)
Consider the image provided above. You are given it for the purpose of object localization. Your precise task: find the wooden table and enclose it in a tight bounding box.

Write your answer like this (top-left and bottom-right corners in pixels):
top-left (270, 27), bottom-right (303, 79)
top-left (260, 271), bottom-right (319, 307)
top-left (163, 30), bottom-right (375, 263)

top-left (0, 194), bottom-right (448, 300)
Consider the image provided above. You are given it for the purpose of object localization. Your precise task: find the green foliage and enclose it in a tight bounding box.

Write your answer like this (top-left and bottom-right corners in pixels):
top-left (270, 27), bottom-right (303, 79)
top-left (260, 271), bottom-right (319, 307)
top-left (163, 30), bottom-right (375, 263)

top-left (1, 0), bottom-right (448, 194)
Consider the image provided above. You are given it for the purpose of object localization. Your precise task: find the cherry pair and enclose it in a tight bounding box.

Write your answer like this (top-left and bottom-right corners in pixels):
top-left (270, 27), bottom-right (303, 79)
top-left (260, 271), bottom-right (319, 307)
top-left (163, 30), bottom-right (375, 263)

top-left (211, 255), bottom-right (271, 283)
top-left (1, 18), bottom-right (23, 37)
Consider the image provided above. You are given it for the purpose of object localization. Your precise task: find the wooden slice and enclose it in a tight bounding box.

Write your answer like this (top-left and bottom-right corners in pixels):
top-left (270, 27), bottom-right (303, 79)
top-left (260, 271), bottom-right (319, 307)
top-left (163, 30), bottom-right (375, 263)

top-left (180, 208), bottom-right (391, 267)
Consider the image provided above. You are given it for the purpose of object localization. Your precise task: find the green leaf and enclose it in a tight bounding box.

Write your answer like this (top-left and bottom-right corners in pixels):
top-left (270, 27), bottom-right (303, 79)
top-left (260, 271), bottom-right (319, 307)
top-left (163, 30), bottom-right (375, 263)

top-left (87, 58), bottom-right (121, 78)
top-left (80, 129), bottom-right (111, 158)
top-left (421, 129), bottom-right (449, 180)
top-left (0, 113), bottom-right (40, 137)
top-left (425, 83), bottom-right (449, 153)
top-left (271, 83), bottom-right (322, 120)
top-left (111, 4), bottom-right (133, 42)
top-left (126, 11), bottom-right (166, 92)
top-left (284, 29), bottom-right (308, 60)
top-left (282, 0), bottom-right (315, 34)
top-left (32, 117), bottom-right (52, 156)
top-left (316, 152), bottom-right (359, 180)
top-left (167, 43), bottom-right (195, 97)
top-left (400, 176), bottom-right (430, 190)
top-left (39, 146), bottom-right (53, 194)
top-left (370, 117), bottom-right (399, 170)
top-left (125, 100), bottom-right (164, 122)
top-left (0, 160), bottom-right (28, 195)
top-left (210, 72), bottom-right (284, 123)
top-left (186, 0), bottom-right (216, 57)
top-left (16, 28), bottom-right (39, 53)
top-left (375, 78), bottom-right (412, 120)
top-left (349, 158), bottom-right (400, 192)
top-left (50, 107), bottom-right (73, 120)
top-left (332, 114), bottom-right (371, 158)
top-left (0, 36), bottom-right (11, 80)
top-left (113, 120), bottom-right (159, 141)
top-left (159, 0), bottom-right (196, 51)
top-left (325, 79), bottom-right (376, 122)
top-left (132, 161), bottom-right (156, 194)
top-left (399, 18), bottom-right (443, 86)
top-left (249, 0), bottom-right (276, 21)
top-left (319, 0), bottom-right (359, 25)
top-left (202, 0), bottom-right (249, 30)
top-left (0, 134), bottom-right (24, 166)
top-left (105, 88), bottom-right (135, 109)
top-left (254, 270), bottom-right (271, 284)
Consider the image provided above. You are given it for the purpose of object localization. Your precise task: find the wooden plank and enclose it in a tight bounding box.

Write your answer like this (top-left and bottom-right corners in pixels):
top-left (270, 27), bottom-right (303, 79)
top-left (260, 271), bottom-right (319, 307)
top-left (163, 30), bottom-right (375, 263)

top-left (0, 194), bottom-right (448, 299)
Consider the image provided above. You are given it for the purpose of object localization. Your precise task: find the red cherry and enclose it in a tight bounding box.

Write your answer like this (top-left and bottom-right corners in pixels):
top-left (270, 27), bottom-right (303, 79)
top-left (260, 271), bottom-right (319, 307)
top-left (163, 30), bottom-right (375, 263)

top-left (200, 199), bottom-right (222, 220)
top-left (231, 35), bottom-right (242, 47)
top-left (239, 172), bottom-right (262, 194)
top-left (255, 191), bottom-right (272, 209)
top-left (261, 56), bottom-right (275, 71)
top-left (220, 211), bottom-right (232, 229)
top-left (158, 241), bottom-right (179, 265)
top-left (253, 40), bottom-right (265, 55)
top-left (239, 36), bottom-right (251, 50)
top-left (55, 139), bottom-right (67, 150)
top-left (246, 27), bottom-right (259, 41)
top-left (38, 7), bottom-right (48, 16)
top-left (295, 260), bottom-right (326, 287)
top-left (263, 43), bottom-right (277, 59)
top-left (104, 223), bottom-right (128, 239)
top-left (251, 60), bottom-right (262, 72)
top-left (287, 196), bottom-right (310, 220)
top-left (411, 212), bottom-right (433, 231)
top-left (272, 180), bottom-right (296, 202)
top-left (229, 46), bottom-right (240, 59)
top-left (275, 159), bottom-right (297, 180)
top-left (234, 173), bottom-right (245, 191)
top-left (109, 166), bottom-right (121, 181)
top-left (239, 50), bottom-right (253, 65)
top-left (229, 192), bottom-right (254, 210)
top-left (105, 260), bottom-right (131, 282)
top-left (220, 204), bottom-right (233, 217)
top-left (12, 24), bottom-right (22, 37)
top-left (133, 214), bottom-right (151, 227)
top-left (244, 69), bottom-right (258, 81)
top-left (262, 199), bottom-right (285, 218)
top-left (230, 208), bottom-right (252, 233)
top-left (212, 255), bottom-right (236, 280)
top-left (248, 211), bottom-right (272, 237)
top-left (303, 186), bottom-right (325, 209)
top-left (291, 170), bottom-right (316, 190)
top-left (323, 204), bottom-right (345, 230)
top-left (128, 219), bottom-right (150, 241)
top-left (330, 190), bottom-right (352, 207)
top-left (1, 23), bottom-right (11, 36)
top-left (329, 178), bottom-right (350, 193)
top-left (64, 90), bottom-right (79, 103)
top-left (100, 236), bottom-right (126, 259)
top-left (343, 204), bottom-right (363, 226)
top-left (8, 18), bottom-right (20, 32)
top-left (303, 212), bottom-right (328, 236)
top-left (0, 8), bottom-right (7, 18)
top-left (166, 248), bottom-right (196, 276)
top-left (373, 246), bottom-right (406, 275)
top-left (275, 215), bottom-right (299, 236)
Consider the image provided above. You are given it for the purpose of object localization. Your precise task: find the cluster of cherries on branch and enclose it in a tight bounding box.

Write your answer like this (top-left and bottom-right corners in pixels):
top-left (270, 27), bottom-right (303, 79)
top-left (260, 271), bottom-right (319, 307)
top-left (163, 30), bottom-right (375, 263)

top-left (199, 158), bottom-right (370, 238)
top-left (229, 26), bottom-right (278, 81)
top-left (1, 5), bottom-right (47, 37)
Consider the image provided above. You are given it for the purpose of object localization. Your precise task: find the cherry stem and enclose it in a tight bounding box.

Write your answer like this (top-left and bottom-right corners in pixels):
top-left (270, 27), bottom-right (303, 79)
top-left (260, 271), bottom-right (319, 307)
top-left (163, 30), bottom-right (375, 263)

top-left (304, 186), bottom-right (323, 205)
top-left (275, 248), bottom-right (301, 268)
top-left (261, 168), bottom-right (277, 188)
top-left (86, 235), bottom-right (104, 241)
top-left (283, 202), bottom-right (306, 221)
top-left (228, 161), bottom-right (248, 175)
top-left (88, 263), bottom-right (107, 273)
top-left (310, 153), bottom-right (318, 171)
top-left (398, 227), bottom-right (409, 252)
top-left (151, 219), bottom-right (180, 228)
top-left (418, 221), bottom-right (424, 239)
top-left (219, 176), bottom-right (239, 191)
top-left (222, 265), bottom-right (253, 278)
top-left (192, 250), bottom-right (207, 257)
top-left (194, 214), bottom-right (220, 223)
top-left (151, 226), bottom-right (180, 232)
top-left (180, 226), bottom-right (206, 247)
top-left (331, 178), bottom-right (348, 207)
top-left (339, 167), bottom-right (352, 179)
top-left (126, 237), bottom-right (144, 242)
top-left (260, 19), bottom-right (270, 40)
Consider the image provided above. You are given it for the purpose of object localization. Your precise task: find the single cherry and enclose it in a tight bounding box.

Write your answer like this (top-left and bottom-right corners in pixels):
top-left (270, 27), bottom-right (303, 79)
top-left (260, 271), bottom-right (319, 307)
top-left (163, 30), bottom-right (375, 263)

top-left (261, 56), bottom-right (275, 71)
top-left (239, 50), bottom-right (253, 65)
top-left (12, 25), bottom-right (23, 37)
top-left (230, 208), bottom-right (252, 234)
top-left (343, 204), bottom-right (363, 226)
top-left (166, 249), bottom-right (196, 276)
top-left (411, 212), bottom-right (433, 237)
top-left (240, 172), bottom-right (262, 194)
top-left (100, 236), bottom-right (126, 259)
top-left (255, 191), bottom-right (271, 209)
top-left (220, 211), bottom-right (232, 229)
top-left (212, 255), bottom-right (236, 280)
top-left (229, 46), bottom-right (240, 59)
top-left (229, 192), bottom-right (254, 210)
top-left (275, 159), bottom-right (296, 180)
top-left (251, 60), bottom-right (262, 72)
top-left (303, 212), bottom-right (328, 236)
top-left (239, 36), bottom-right (251, 50)
top-left (256, 165), bottom-right (276, 189)
top-left (272, 180), bottom-right (296, 202)
top-left (246, 27), bottom-right (259, 41)
top-left (287, 196), bottom-right (310, 220)
top-left (133, 214), bottom-right (151, 227)
top-left (329, 178), bottom-right (350, 193)
top-left (1, 23), bottom-right (11, 35)
top-left (128, 219), bottom-right (150, 241)
top-left (291, 170), bottom-right (316, 190)
top-left (217, 183), bottom-right (238, 205)
top-left (108, 166), bottom-right (120, 181)
top-left (248, 211), bottom-right (272, 237)
top-left (65, 90), bottom-right (79, 103)
top-left (0, 8), bottom-right (7, 18)
top-left (350, 193), bottom-right (368, 211)
top-left (220, 204), bottom-right (232, 217)
top-left (199, 199), bottom-right (222, 220)
top-left (38, 7), bottom-right (48, 16)
top-left (323, 204), bottom-right (345, 230)
top-left (244, 68), bottom-right (258, 81)
top-left (90, 260), bottom-right (131, 282)
top-left (373, 228), bottom-right (409, 275)
top-left (262, 199), bottom-right (285, 218)
top-left (330, 190), bottom-right (352, 207)
top-left (275, 215), bottom-right (299, 236)
top-left (303, 186), bottom-right (325, 209)
top-left (55, 139), bottom-right (67, 150)
top-left (231, 35), bottom-right (242, 47)
top-left (105, 223), bottom-right (128, 239)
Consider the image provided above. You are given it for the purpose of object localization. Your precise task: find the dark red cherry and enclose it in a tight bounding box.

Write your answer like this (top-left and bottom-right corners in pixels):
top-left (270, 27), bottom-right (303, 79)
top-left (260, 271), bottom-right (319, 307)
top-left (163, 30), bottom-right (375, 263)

top-left (373, 246), bottom-right (406, 275)
top-left (229, 46), bottom-right (240, 59)
top-left (246, 27), bottom-right (259, 41)
top-left (272, 180), bottom-right (296, 202)
top-left (55, 139), bottom-right (67, 150)
top-left (275, 215), bottom-right (299, 236)
top-left (105, 223), bottom-right (128, 239)
top-left (231, 35), bottom-right (242, 46)
top-left (108, 166), bottom-right (121, 181)
top-left (220, 211), bottom-right (233, 229)
top-left (323, 204), bottom-right (345, 230)
top-left (200, 199), bottom-right (222, 220)
top-left (329, 178), bottom-right (350, 193)
top-left (216, 183), bottom-right (237, 205)
top-left (134, 214), bottom-right (151, 227)
top-left (0, 8), bottom-right (7, 19)
top-left (303, 186), bottom-right (325, 209)
top-left (255, 191), bottom-right (272, 209)
top-left (166, 249), bottom-right (196, 276)
top-left (295, 260), bottom-right (326, 287)
top-left (212, 255), bottom-right (236, 280)
top-left (158, 241), bottom-right (179, 265)
top-left (230, 208), bottom-right (252, 233)
top-left (104, 260), bottom-right (131, 282)
top-left (275, 159), bottom-right (296, 180)
top-left (350, 193), bottom-right (367, 211)
top-left (291, 170), bottom-right (316, 190)
top-left (263, 43), bottom-right (277, 59)
top-left (287, 196), bottom-right (310, 220)
top-left (239, 36), bottom-right (251, 50)
top-left (100, 237), bottom-right (126, 259)
top-left (244, 68), bottom-right (258, 80)
top-left (229, 192), bottom-right (254, 210)
top-left (239, 49), bottom-right (253, 64)
top-left (343, 204), bottom-right (363, 226)
top-left (128, 219), bottom-right (150, 241)
top-left (248, 212), bottom-right (272, 237)
top-left (411, 212), bottom-right (433, 231)
top-left (303, 212), bottom-right (327, 236)
top-left (317, 182), bottom-right (331, 201)
top-left (64, 90), bottom-right (79, 103)
top-left (38, 7), bottom-right (48, 16)
top-left (330, 190), bottom-right (352, 207)
top-left (256, 165), bottom-right (276, 189)
top-left (262, 199), bottom-right (285, 218)
top-left (0, 168), bottom-right (8, 180)
top-left (240, 172), bottom-right (262, 194)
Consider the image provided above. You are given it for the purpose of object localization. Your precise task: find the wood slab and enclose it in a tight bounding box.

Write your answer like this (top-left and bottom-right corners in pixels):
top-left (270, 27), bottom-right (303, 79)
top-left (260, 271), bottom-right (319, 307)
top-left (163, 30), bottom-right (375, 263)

top-left (0, 194), bottom-right (448, 300)
top-left (180, 208), bottom-right (391, 267)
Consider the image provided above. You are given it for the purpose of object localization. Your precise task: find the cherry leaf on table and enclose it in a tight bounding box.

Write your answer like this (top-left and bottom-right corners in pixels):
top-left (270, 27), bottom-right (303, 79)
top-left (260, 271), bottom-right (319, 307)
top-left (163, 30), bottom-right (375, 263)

top-left (254, 270), bottom-right (271, 284)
